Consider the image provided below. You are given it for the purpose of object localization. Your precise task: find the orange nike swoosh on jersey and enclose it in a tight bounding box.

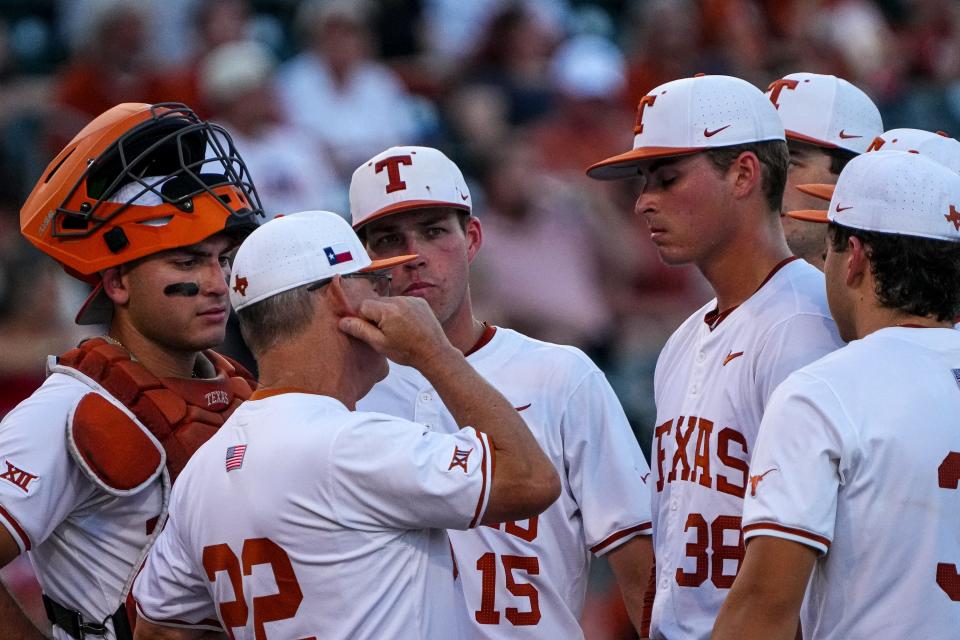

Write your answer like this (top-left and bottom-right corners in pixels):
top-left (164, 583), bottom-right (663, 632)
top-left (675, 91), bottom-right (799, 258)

top-left (515, 404), bottom-right (531, 412)
top-left (704, 125), bottom-right (732, 138)
top-left (723, 351), bottom-right (744, 366)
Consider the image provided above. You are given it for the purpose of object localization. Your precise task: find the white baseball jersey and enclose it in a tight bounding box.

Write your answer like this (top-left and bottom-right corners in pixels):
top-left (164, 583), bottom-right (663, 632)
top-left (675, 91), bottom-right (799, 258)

top-left (0, 373), bottom-right (164, 640)
top-left (359, 326), bottom-right (653, 639)
top-left (743, 326), bottom-right (960, 639)
top-left (134, 390), bottom-right (494, 639)
top-left (649, 257), bottom-right (843, 640)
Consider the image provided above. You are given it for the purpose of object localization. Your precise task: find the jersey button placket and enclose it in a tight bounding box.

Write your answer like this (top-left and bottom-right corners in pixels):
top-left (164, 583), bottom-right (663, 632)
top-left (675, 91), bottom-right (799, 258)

top-left (415, 388), bottom-right (437, 428)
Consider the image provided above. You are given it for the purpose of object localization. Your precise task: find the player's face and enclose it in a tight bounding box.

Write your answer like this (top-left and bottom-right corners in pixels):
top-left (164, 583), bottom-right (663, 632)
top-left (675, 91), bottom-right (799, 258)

top-left (823, 239), bottom-right (855, 342)
top-left (363, 208), bottom-right (480, 326)
top-left (118, 234), bottom-right (235, 352)
top-left (782, 142), bottom-right (835, 270)
top-left (634, 153), bottom-right (737, 266)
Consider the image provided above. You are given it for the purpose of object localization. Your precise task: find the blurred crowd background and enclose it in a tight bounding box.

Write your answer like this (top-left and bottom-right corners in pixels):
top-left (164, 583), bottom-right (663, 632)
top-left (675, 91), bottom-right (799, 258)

top-left (0, 0), bottom-right (958, 637)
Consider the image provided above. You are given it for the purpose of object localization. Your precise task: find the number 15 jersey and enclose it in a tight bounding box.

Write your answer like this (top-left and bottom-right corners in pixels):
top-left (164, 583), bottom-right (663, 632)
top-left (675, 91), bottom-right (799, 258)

top-left (359, 327), bottom-right (653, 639)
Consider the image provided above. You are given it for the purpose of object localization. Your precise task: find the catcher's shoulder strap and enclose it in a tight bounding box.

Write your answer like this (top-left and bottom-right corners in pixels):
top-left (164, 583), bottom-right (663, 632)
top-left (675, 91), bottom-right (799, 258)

top-left (54, 337), bottom-right (256, 493)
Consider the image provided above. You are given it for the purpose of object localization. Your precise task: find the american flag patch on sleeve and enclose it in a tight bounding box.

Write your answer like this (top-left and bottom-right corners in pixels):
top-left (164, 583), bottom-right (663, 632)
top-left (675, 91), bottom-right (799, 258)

top-left (225, 445), bottom-right (247, 472)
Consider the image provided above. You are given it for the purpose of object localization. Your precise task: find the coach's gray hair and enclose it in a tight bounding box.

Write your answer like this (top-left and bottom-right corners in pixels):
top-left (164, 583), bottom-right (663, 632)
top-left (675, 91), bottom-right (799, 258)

top-left (236, 283), bottom-right (317, 357)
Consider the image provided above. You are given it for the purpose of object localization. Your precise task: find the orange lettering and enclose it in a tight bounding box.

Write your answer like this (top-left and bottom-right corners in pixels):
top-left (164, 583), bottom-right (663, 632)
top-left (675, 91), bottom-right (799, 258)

top-left (767, 78), bottom-right (799, 109)
top-left (374, 155), bottom-right (413, 193)
top-left (691, 418), bottom-right (714, 488)
top-left (717, 427), bottom-right (748, 498)
top-left (633, 95), bottom-right (658, 135)
top-left (654, 419), bottom-right (672, 492)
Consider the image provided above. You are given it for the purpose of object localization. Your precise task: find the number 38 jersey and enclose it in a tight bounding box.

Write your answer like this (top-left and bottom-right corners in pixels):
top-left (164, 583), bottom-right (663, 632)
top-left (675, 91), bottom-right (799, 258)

top-left (744, 327), bottom-right (960, 639)
top-left (133, 391), bottom-right (496, 639)
top-left (359, 327), bottom-right (652, 639)
top-left (649, 258), bottom-right (842, 640)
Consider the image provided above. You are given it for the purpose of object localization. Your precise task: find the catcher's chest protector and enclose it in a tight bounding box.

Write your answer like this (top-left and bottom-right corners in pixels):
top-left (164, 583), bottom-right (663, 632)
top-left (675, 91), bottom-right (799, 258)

top-left (56, 337), bottom-right (256, 491)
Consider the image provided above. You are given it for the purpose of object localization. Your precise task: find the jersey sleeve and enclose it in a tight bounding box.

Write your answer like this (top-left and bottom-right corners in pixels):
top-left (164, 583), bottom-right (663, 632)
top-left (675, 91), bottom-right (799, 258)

top-left (742, 372), bottom-right (849, 555)
top-left (754, 313), bottom-right (843, 407)
top-left (330, 416), bottom-right (494, 531)
top-left (563, 370), bottom-right (653, 556)
top-left (133, 512), bottom-right (222, 631)
top-left (0, 380), bottom-right (95, 553)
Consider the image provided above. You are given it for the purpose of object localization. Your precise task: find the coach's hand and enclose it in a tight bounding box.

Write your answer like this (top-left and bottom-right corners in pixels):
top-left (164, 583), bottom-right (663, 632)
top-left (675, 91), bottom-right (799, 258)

top-left (339, 296), bottom-right (458, 369)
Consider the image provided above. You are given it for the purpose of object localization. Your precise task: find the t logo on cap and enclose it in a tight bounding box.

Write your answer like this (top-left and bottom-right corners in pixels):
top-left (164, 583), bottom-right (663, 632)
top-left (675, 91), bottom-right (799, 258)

top-left (866, 136), bottom-right (886, 152)
top-left (375, 155), bottom-right (413, 194)
top-left (767, 78), bottom-right (799, 109)
top-left (633, 94), bottom-right (658, 135)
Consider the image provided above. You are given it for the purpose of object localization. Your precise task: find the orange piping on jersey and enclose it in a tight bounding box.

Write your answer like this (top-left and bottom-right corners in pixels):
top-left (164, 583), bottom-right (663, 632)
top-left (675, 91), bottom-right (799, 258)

top-left (249, 387), bottom-right (317, 400)
top-left (0, 505), bottom-right (31, 551)
top-left (465, 324), bottom-right (497, 357)
top-left (703, 256), bottom-right (801, 331)
top-left (589, 522), bottom-right (653, 555)
top-left (470, 433), bottom-right (491, 528)
top-left (742, 522), bottom-right (831, 549)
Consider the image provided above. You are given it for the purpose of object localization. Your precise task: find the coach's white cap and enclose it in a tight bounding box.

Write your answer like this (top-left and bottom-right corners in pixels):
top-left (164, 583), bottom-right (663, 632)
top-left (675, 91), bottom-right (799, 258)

top-left (229, 210), bottom-right (416, 311)
top-left (787, 150), bottom-right (960, 242)
top-left (586, 74), bottom-right (784, 180)
top-left (766, 72), bottom-right (882, 154)
top-left (350, 146), bottom-right (471, 230)
top-left (865, 128), bottom-right (960, 174)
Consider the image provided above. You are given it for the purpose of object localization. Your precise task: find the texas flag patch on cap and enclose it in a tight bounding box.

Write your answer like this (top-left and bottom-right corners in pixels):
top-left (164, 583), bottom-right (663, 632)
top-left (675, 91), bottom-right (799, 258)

top-left (324, 243), bottom-right (353, 266)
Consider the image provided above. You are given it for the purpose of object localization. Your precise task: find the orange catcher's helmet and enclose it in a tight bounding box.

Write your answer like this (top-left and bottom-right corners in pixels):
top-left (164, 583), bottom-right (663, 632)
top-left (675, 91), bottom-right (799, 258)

top-left (20, 102), bottom-right (264, 281)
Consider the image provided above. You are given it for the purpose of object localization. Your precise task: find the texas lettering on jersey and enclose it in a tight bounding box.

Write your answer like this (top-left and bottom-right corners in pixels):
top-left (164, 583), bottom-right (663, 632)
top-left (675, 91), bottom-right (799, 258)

top-left (653, 416), bottom-right (748, 497)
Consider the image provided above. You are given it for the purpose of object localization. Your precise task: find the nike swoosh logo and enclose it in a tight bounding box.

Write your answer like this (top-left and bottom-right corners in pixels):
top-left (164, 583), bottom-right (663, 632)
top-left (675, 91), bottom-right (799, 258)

top-left (723, 351), bottom-right (744, 366)
top-left (836, 205), bottom-right (854, 212)
top-left (641, 472), bottom-right (651, 484)
top-left (704, 125), bottom-right (732, 138)
top-left (838, 130), bottom-right (861, 139)
top-left (461, 193), bottom-right (469, 201)
top-left (515, 404), bottom-right (531, 412)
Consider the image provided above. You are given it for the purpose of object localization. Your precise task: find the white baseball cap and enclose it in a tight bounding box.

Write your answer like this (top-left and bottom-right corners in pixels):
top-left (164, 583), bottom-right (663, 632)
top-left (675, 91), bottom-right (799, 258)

top-left (864, 128), bottom-right (960, 174)
top-left (229, 210), bottom-right (416, 312)
top-left (795, 128), bottom-right (960, 205)
top-left (350, 146), bottom-right (471, 230)
top-left (787, 150), bottom-right (960, 242)
top-left (586, 74), bottom-right (785, 180)
top-left (766, 72), bottom-right (882, 154)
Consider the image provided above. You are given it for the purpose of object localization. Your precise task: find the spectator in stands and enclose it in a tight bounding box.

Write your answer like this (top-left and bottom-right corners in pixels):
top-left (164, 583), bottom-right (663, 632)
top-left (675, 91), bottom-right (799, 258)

top-left (199, 39), bottom-right (341, 218)
top-left (277, 0), bottom-right (421, 180)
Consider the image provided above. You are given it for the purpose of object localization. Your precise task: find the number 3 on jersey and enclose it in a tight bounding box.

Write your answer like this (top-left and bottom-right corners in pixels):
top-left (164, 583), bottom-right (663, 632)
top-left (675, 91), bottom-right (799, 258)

top-left (476, 517), bottom-right (541, 626)
top-left (937, 452), bottom-right (960, 601)
top-left (202, 538), bottom-right (308, 640)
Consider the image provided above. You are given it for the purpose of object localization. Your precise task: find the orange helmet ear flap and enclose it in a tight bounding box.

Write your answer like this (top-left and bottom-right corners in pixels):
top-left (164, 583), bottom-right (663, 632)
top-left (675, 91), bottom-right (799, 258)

top-left (20, 102), bottom-right (264, 279)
